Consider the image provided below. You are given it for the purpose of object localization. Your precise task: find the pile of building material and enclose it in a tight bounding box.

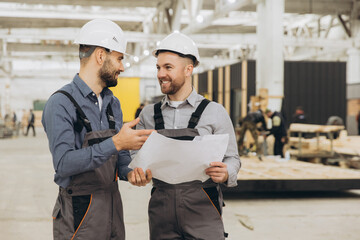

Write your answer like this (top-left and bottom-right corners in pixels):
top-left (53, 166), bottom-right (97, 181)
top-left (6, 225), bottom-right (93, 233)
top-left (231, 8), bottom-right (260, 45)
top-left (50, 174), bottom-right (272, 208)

top-left (288, 123), bottom-right (345, 157)
top-left (286, 123), bottom-right (360, 169)
top-left (238, 156), bottom-right (360, 180)
top-left (333, 135), bottom-right (360, 156)
top-left (222, 156), bottom-right (360, 192)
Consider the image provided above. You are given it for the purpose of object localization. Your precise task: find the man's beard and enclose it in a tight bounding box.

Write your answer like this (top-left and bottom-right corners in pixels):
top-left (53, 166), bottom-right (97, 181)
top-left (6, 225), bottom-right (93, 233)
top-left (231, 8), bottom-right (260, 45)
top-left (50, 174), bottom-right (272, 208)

top-left (159, 77), bottom-right (185, 95)
top-left (98, 58), bottom-right (120, 88)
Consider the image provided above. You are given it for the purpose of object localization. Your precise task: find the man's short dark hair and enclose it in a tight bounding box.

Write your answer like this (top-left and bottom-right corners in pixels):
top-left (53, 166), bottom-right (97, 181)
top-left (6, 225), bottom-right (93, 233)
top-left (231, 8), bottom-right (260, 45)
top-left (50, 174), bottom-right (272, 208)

top-left (79, 45), bottom-right (111, 63)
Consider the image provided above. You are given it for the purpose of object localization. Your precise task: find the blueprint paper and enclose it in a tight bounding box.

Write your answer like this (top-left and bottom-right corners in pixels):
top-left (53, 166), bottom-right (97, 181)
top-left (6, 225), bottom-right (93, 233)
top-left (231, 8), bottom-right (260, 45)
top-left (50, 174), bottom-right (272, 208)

top-left (129, 132), bottom-right (229, 184)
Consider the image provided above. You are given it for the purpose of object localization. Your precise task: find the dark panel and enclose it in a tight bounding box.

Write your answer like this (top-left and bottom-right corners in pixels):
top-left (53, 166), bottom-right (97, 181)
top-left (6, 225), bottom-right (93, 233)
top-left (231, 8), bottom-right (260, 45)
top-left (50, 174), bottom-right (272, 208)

top-left (198, 71), bottom-right (208, 94)
top-left (230, 62), bottom-right (242, 125)
top-left (228, 61), bottom-right (256, 125)
top-left (283, 61), bottom-right (346, 126)
top-left (247, 60), bottom-right (256, 104)
top-left (213, 69), bottom-right (219, 102)
top-left (200, 60), bottom-right (346, 129)
top-left (230, 62), bottom-right (241, 89)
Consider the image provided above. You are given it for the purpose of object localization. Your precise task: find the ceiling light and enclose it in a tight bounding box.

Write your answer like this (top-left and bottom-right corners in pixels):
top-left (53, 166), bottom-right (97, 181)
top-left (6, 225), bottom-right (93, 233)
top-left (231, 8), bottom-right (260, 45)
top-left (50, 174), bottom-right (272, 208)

top-left (143, 50), bottom-right (150, 56)
top-left (126, 62), bottom-right (131, 68)
top-left (133, 56), bottom-right (139, 62)
top-left (196, 15), bottom-right (204, 23)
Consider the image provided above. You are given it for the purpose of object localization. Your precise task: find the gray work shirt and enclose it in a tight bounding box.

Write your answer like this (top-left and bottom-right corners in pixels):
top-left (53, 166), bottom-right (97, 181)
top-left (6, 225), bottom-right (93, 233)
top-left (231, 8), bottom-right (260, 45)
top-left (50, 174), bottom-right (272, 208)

top-left (132, 89), bottom-right (241, 187)
top-left (42, 74), bottom-right (132, 188)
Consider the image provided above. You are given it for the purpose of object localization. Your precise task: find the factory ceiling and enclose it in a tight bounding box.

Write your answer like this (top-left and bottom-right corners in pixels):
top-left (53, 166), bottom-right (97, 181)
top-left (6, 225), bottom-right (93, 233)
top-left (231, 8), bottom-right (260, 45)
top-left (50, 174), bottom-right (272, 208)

top-left (0, 0), bottom-right (356, 80)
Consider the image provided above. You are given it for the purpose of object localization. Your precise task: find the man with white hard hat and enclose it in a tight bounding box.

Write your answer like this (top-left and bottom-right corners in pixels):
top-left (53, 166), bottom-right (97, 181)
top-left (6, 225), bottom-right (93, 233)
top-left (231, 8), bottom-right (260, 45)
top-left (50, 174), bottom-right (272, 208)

top-left (42, 19), bottom-right (154, 240)
top-left (132, 32), bottom-right (241, 239)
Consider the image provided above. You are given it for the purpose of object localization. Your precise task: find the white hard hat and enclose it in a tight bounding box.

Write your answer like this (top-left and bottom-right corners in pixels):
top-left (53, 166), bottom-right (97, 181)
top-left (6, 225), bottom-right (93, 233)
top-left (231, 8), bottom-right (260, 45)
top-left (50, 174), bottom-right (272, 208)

top-left (74, 18), bottom-right (127, 55)
top-left (152, 32), bottom-right (200, 67)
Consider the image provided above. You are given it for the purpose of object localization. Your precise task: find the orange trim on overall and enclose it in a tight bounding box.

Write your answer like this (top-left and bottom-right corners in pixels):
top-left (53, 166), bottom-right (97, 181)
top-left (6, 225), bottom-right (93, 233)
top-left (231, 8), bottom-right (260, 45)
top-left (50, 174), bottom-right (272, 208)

top-left (202, 188), bottom-right (222, 218)
top-left (70, 194), bottom-right (93, 240)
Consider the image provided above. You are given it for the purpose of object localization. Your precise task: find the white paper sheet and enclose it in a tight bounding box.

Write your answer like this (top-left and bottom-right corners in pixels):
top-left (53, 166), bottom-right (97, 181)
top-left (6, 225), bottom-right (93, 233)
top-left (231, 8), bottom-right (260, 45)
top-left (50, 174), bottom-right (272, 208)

top-left (129, 132), bottom-right (229, 184)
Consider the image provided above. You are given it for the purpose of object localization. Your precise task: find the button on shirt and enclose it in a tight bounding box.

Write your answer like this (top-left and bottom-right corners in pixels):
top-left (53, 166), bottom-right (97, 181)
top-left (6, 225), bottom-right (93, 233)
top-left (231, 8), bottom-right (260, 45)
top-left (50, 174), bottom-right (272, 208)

top-left (132, 89), bottom-right (241, 187)
top-left (42, 74), bottom-right (132, 188)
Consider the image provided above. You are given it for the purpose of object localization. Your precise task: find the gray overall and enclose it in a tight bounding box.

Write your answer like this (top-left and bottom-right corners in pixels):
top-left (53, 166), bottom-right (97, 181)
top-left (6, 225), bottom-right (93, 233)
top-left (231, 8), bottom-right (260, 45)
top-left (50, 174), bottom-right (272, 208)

top-left (51, 91), bottom-right (125, 240)
top-left (149, 99), bottom-right (227, 240)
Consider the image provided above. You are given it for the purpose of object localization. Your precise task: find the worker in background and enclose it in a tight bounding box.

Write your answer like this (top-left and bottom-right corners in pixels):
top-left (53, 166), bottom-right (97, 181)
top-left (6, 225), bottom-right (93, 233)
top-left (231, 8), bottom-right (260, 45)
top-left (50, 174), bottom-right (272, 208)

top-left (42, 19), bottom-right (154, 240)
top-left (291, 106), bottom-right (308, 138)
top-left (326, 115), bottom-right (344, 126)
top-left (12, 111), bottom-right (17, 129)
top-left (132, 32), bottom-right (240, 240)
top-left (11, 111), bottom-right (19, 136)
top-left (135, 103), bottom-right (144, 118)
top-left (237, 109), bottom-right (267, 155)
top-left (292, 106), bottom-right (307, 124)
top-left (265, 109), bottom-right (288, 157)
top-left (25, 109), bottom-right (35, 137)
top-left (326, 115), bottom-right (344, 139)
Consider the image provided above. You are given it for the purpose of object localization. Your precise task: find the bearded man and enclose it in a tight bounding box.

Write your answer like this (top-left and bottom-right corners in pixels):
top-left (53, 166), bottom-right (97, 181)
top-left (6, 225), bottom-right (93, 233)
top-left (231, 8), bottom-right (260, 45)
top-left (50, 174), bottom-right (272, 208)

top-left (42, 19), bottom-right (154, 240)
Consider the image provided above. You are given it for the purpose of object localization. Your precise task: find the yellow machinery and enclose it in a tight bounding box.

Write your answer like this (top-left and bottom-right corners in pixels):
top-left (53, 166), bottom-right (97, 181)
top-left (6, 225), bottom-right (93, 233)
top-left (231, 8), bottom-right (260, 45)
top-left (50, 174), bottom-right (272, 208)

top-left (110, 77), bottom-right (140, 123)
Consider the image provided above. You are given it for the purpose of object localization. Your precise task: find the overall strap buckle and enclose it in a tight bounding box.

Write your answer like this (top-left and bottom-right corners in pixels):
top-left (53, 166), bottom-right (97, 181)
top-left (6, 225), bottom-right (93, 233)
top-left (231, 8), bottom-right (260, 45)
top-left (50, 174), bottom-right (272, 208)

top-left (187, 99), bottom-right (210, 129)
top-left (53, 90), bottom-right (92, 133)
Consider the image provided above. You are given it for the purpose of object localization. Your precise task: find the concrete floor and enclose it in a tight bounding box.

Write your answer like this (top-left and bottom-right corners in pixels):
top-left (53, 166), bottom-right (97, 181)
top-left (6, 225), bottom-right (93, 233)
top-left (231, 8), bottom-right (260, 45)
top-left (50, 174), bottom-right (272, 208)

top-left (1, 129), bottom-right (360, 240)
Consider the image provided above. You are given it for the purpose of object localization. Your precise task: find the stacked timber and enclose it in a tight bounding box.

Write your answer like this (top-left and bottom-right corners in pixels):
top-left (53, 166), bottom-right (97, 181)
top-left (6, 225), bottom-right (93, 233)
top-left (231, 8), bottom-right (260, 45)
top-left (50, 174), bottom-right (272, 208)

top-left (237, 156), bottom-right (360, 180)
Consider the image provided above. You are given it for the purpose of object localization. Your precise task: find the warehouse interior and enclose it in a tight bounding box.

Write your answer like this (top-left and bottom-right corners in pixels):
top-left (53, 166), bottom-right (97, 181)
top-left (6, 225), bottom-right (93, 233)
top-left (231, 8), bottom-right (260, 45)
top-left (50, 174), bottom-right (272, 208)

top-left (1, 0), bottom-right (360, 239)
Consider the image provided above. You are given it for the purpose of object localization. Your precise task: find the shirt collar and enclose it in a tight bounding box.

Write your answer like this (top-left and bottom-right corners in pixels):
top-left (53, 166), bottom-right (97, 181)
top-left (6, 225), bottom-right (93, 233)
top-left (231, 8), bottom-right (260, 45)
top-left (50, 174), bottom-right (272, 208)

top-left (73, 74), bottom-right (94, 98)
top-left (73, 74), bottom-right (113, 98)
top-left (161, 88), bottom-right (198, 109)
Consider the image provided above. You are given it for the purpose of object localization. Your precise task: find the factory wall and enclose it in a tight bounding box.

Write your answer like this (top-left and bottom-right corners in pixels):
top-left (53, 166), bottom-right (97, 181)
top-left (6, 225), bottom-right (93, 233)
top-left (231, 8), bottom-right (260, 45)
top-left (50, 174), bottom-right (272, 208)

top-left (195, 60), bottom-right (347, 129)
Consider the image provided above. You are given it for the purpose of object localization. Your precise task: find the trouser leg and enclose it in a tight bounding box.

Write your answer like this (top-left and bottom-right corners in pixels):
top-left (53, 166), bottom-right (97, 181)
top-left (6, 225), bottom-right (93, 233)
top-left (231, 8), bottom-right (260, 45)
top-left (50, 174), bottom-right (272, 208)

top-left (248, 123), bottom-right (259, 153)
top-left (31, 124), bottom-right (35, 136)
top-left (110, 191), bottom-right (125, 240)
top-left (25, 124), bottom-right (30, 136)
top-left (180, 187), bottom-right (225, 240)
top-left (237, 125), bottom-right (247, 148)
top-left (274, 138), bottom-right (284, 157)
top-left (149, 187), bottom-right (182, 240)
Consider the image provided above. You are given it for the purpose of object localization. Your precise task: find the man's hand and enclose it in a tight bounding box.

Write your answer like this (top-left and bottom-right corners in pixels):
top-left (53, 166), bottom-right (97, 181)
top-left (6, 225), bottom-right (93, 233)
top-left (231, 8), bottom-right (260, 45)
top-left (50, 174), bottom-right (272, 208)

top-left (205, 162), bottom-right (229, 183)
top-left (127, 168), bottom-right (152, 186)
top-left (112, 118), bottom-right (155, 151)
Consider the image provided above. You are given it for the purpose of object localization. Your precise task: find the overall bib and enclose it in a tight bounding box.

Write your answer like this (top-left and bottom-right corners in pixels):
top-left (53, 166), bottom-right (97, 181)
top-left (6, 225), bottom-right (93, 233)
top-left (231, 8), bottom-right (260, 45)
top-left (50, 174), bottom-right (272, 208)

top-left (51, 91), bottom-right (125, 240)
top-left (149, 99), bottom-right (227, 240)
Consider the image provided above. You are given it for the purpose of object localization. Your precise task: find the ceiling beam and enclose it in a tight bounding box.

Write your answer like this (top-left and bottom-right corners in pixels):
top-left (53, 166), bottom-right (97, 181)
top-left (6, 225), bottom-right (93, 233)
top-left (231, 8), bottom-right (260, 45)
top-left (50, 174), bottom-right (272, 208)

top-left (181, 0), bottom-right (253, 34)
top-left (0, 0), bottom-right (161, 8)
top-left (0, 4), bottom-right (148, 22)
top-left (1, 28), bottom-right (354, 50)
